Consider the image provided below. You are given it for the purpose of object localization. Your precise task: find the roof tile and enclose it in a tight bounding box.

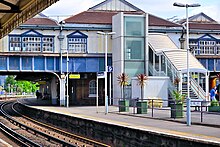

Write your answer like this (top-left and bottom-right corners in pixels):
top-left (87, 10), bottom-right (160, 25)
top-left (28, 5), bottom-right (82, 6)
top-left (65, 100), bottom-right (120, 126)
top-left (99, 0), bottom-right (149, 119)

top-left (24, 18), bottom-right (58, 26)
top-left (64, 11), bottom-right (180, 27)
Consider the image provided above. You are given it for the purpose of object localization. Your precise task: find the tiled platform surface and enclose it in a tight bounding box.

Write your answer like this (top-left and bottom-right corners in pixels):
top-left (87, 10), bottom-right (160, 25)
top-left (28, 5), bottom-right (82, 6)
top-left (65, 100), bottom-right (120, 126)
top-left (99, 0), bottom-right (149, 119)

top-left (19, 98), bottom-right (220, 146)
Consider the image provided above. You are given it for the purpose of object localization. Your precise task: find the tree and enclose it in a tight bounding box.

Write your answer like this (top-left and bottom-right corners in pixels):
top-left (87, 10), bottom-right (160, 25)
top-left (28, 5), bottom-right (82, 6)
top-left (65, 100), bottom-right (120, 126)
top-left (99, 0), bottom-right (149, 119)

top-left (4, 76), bottom-right (39, 94)
top-left (137, 74), bottom-right (148, 101)
top-left (117, 73), bottom-right (129, 100)
top-left (5, 75), bottom-right (16, 92)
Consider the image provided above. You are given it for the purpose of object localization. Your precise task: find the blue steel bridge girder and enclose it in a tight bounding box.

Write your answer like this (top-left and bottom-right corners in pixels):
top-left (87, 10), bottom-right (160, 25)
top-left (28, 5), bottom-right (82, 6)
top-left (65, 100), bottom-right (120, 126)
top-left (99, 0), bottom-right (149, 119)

top-left (0, 55), bottom-right (108, 73)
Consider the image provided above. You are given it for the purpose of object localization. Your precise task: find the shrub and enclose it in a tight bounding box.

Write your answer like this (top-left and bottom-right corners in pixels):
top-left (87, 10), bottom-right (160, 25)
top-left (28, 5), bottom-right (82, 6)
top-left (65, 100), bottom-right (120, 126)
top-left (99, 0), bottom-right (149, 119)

top-left (211, 100), bottom-right (219, 106)
top-left (172, 90), bottom-right (186, 104)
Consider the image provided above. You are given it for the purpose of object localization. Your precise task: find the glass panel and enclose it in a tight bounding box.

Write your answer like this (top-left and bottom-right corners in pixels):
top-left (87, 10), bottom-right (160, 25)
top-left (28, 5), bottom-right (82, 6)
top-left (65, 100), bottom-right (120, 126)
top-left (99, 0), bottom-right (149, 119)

top-left (89, 80), bottom-right (97, 95)
top-left (42, 37), bottom-right (54, 52)
top-left (155, 55), bottom-right (159, 71)
top-left (9, 36), bottom-right (21, 51)
top-left (68, 34), bottom-right (87, 53)
top-left (124, 16), bottom-right (144, 36)
top-left (161, 55), bottom-right (166, 74)
top-left (125, 61), bottom-right (144, 82)
top-left (208, 59), bottom-right (214, 71)
top-left (216, 59), bottom-right (220, 71)
top-left (125, 38), bottom-right (144, 60)
top-left (22, 57), bottom-right (32, 70)
top-left (199, 59), bottom-right (206, 68)
top-left (99, 58), bottom-right (104, 72)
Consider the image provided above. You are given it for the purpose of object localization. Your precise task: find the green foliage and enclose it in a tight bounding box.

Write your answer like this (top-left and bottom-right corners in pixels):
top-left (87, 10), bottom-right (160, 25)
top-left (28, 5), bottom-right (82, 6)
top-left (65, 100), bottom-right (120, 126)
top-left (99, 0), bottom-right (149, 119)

top-left (211, 100), bottom-right (219, 106)
top-left (137, 74), bottom-right (148, 100)
top-left (4, 76), bottom-right (39, 94)
top-left (172, 90), bottom-right (186, 104)
top-left (117, 73), bottom-right (129, 100)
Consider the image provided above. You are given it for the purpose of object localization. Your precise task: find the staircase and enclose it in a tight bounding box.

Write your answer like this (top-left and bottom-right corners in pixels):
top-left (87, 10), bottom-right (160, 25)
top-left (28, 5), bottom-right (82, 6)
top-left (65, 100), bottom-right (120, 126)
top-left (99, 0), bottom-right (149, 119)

top-left (182, 83), bottom-right (198, 99)
top-left (182, 82), bottom-right (206, 106)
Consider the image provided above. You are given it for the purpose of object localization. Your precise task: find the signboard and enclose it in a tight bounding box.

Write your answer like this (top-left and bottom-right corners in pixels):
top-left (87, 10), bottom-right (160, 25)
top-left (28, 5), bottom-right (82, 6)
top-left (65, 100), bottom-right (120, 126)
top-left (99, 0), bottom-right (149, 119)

top-left (192, 74), bottom-right (198, 79)
top-left (97, 72), bottom-right (105, 78)
top-left (69, 74), bottom-right (80, 79)
top-left (108, 66), bottom-right (113, 72)
top-left (38, 81), bottom-right (46, 85)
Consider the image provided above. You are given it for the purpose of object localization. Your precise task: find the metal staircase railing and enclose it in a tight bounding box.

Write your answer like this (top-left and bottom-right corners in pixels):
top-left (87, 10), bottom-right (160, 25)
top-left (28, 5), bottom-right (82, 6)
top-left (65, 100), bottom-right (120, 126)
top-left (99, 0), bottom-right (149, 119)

top-left (190, 78), bottom-right (206, 100)
top-left (149, 51), bottom-right (206, 102)
top-left (148, 61), bottom-right (177, 96)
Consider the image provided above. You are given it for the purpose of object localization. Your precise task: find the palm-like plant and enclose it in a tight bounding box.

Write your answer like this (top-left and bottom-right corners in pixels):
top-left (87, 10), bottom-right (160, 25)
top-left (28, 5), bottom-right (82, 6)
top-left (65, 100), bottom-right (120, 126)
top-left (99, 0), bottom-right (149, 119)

top-left (174, 77), bottom-right (180, 90)
top-left (172, 90), bottom-right (186, 104)
top-left (117, 73), bottom-right (129, 100)
top-left (137, 74), bottom-right (148, 101)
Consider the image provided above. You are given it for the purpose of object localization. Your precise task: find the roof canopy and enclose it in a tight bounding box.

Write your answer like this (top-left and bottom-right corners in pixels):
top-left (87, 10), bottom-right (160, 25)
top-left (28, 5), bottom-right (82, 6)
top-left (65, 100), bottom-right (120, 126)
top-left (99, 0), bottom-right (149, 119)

top-left (149, 33), bottom-right (207, 74)
top-left (0, 0), bottom-right (59, 38)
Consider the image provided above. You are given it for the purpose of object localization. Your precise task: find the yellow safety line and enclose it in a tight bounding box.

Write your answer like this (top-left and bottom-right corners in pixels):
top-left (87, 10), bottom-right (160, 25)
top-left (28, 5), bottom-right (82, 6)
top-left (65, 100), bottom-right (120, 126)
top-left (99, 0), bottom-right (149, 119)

top-left (28, 105), bottom-right (220, 145)
top-left (47, 108), bottom-right (220, 144)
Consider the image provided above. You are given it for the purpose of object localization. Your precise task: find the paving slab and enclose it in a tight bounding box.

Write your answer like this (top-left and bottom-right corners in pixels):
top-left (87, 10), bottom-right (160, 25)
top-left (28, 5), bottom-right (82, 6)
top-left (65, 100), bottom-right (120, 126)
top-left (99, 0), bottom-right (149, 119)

top-left (18, 98), bottom-right (220, 145)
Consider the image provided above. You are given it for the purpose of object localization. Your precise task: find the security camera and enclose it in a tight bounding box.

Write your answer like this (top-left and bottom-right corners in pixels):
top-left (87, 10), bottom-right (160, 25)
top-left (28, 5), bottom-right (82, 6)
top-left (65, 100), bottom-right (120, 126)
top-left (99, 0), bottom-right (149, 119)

top-left (59, 20), bottom-right (65, 25)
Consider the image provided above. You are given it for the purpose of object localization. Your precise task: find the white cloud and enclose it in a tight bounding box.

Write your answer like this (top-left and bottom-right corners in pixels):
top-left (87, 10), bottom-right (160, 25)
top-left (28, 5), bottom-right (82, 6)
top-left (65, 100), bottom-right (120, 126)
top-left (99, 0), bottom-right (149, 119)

top-left (42, 0), bottom-right (220, 21)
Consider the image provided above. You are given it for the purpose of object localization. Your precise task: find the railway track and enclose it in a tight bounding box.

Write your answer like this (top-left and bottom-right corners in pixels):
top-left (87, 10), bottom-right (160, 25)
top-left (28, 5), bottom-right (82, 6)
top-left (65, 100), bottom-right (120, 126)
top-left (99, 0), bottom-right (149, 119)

top-left (0, 100), bottom-right (110, 147)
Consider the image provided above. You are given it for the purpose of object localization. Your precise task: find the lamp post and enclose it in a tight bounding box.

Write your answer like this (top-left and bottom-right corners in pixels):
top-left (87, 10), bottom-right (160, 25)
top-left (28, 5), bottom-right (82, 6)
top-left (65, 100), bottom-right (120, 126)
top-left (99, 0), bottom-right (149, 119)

top-left (173, 2), bottom-right (200, 126)
top-left (58, 20), bottom-right (65, 106)
top-left (66, 48), bottom-right (69, 107)
top-left (97, 31), bottom-right (115, 114)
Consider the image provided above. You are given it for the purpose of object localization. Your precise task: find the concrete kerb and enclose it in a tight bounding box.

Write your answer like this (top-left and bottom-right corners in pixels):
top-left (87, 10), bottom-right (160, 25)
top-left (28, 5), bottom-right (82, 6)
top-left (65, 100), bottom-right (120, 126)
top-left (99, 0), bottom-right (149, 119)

top-left (110, 109), bottom-right (220, 128)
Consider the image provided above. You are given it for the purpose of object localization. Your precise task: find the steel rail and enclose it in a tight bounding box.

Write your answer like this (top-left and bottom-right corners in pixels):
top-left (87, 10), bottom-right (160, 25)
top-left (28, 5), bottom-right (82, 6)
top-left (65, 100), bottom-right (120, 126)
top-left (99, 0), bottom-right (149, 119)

top-left (0, 103), bottom-right (41, 147)
top-left (1, 101), bottom-right (76, 147)
top-left (15, 101), bottom-right (111, 147)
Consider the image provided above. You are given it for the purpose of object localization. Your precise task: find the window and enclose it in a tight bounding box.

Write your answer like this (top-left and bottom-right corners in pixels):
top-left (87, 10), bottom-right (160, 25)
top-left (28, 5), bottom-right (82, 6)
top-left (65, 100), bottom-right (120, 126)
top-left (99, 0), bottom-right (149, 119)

top-left (22, 36), bottom-right (41, 52)
top-left (89, 80), bottom-right (96, 97)
top-left (9, 36), bottom-right (21, 51)
top-left (67, 31), bottom-right (88, 53)
top-left (42, 37), bottom-right (54, 52)
top-left (9, 30), bottom-right (54, 52)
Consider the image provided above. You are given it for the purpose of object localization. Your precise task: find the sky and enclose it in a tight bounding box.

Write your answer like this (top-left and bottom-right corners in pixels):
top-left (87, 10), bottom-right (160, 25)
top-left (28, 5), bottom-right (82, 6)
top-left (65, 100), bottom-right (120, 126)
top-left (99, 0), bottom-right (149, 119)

top-left (42, 0), bottom-right (220, 22)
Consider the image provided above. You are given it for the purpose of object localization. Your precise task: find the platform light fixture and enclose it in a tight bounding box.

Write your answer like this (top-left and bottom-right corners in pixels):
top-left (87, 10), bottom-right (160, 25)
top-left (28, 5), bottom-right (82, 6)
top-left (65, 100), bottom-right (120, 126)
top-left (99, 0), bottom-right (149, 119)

top-left (97, 31), bottom-right (115, 114)
top-left (173, 2), bottom-right (201, 126)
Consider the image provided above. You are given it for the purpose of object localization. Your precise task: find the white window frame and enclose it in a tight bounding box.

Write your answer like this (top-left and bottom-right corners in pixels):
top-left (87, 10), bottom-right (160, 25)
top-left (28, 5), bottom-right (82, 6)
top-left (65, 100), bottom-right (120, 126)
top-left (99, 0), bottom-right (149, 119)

top-left (89, 80), bottom-right (97, 97)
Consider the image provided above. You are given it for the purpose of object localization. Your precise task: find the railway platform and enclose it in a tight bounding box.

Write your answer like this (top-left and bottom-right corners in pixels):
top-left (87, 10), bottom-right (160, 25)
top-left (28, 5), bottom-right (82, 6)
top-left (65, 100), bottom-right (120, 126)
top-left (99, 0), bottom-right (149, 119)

top-left (18, 98), bottom-right (220, 146)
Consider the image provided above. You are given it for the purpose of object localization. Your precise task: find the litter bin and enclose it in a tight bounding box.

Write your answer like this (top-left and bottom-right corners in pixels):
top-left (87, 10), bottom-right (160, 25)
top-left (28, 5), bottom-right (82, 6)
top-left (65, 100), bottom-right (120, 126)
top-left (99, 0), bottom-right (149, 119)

top-left (170, 101), bottom-right (183, 118)
top-left (137, 101), bottom-right (148, 114)
top-left (119, 100), bottom-right (129, 112)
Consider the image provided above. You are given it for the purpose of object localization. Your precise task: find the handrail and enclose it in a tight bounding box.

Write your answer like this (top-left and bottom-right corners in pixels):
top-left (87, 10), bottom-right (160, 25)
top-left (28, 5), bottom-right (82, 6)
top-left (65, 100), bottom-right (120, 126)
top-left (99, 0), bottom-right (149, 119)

top-left (148, 62), bottom-right (159, 76)
top-left (190, 78), bottom-right (206, 100)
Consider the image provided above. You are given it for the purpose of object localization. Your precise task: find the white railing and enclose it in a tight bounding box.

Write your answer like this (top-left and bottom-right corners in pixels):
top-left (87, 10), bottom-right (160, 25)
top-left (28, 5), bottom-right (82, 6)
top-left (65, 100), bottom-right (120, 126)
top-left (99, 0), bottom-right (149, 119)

top-left (190, 78), bottom-right (206, 100)
top-left (148, 62), bottom-right (166, 77)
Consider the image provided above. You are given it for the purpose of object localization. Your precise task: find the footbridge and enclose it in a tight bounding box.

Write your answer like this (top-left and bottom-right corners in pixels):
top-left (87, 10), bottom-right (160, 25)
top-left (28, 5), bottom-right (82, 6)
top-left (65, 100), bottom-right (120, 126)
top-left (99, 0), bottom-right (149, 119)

top-left (148, 33), bottom-right (209, 102)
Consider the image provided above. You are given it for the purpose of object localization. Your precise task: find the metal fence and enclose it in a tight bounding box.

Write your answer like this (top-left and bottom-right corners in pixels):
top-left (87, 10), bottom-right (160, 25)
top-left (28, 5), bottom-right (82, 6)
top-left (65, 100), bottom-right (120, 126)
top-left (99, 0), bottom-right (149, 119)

top-left (109, 97), bottom-right (220, 126)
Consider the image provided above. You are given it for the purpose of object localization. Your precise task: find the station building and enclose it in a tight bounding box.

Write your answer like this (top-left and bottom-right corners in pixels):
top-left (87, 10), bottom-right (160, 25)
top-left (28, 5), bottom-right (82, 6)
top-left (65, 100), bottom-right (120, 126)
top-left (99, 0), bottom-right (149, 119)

top-left (1, 0), bottom-right (218, 106)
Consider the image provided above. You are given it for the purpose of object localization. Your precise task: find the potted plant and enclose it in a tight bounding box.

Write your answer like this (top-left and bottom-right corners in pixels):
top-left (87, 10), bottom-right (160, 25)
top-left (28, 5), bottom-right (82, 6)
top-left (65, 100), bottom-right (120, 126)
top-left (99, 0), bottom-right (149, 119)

top-left (170, 90), bottom-right (186, 118)
top-left (136, 74), bottom-right (148, 114)
top-left (208, 100), bottom-right (220, 112)
top-left (117, 73), bottom-right (129, 112)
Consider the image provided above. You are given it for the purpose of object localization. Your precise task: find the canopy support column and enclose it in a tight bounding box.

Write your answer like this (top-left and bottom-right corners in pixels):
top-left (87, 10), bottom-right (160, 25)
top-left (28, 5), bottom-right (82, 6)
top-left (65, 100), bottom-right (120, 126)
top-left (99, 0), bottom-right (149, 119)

top-left (205, 72), bottom-right (209, 101)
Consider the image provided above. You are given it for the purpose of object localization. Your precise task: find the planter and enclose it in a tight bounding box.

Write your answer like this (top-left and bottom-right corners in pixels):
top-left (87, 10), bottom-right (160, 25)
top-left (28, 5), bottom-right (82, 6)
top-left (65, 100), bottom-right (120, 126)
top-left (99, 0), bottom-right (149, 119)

top-left (119, 100), bottom-right (129, 112)
top-left (170, 103), bottom-right (183, 118)
top-left (137, 101), bottom-right (148, 114)
top-left (208, 106), bottom-right (220, 112)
